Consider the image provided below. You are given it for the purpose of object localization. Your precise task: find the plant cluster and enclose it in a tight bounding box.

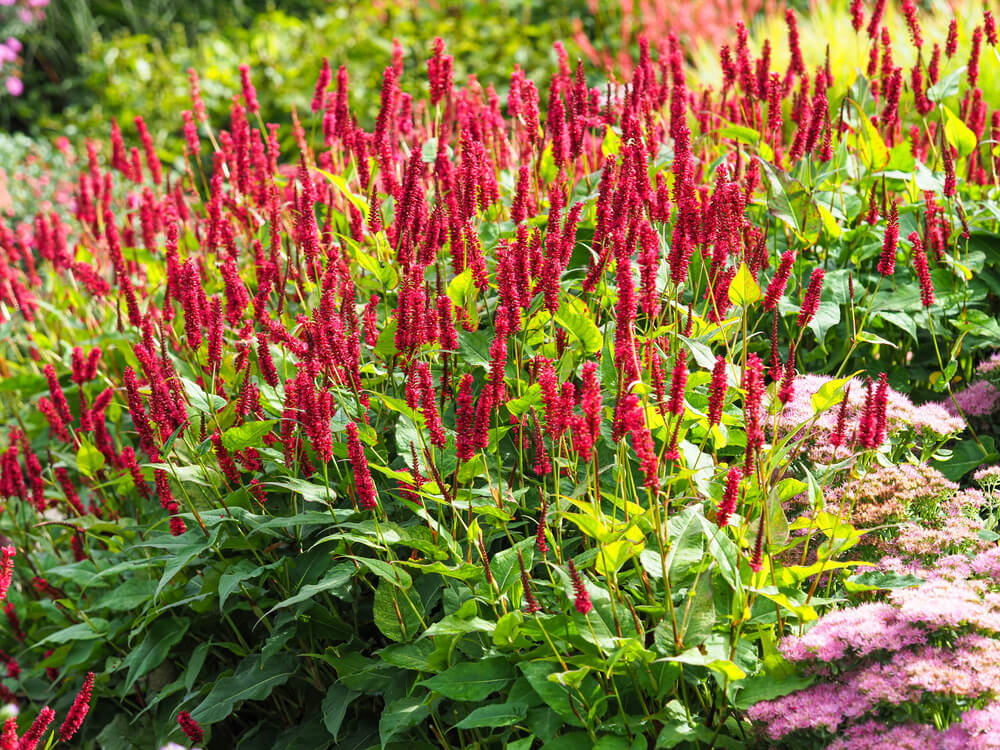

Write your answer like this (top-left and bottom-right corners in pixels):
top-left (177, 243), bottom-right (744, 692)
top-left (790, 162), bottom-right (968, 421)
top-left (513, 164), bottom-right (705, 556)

top-left (0, 1), bottom-right (999, 749)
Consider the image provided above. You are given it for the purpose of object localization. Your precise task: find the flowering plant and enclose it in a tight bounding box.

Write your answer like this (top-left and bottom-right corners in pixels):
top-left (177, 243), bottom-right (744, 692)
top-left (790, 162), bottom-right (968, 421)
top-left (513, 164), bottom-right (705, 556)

top-left (0, 1), bottom-right (997, 748)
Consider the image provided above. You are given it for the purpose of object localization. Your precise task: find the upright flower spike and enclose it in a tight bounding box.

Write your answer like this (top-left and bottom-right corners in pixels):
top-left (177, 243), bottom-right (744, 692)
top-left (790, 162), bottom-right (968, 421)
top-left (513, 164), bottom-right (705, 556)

top-left (763, 250), bottom-right (795, 311)
top-left (749, 514), bottom-right (766, 572)
top-left (910, 231), bottom-right (935, 307)
top-left (666, 351), bottom-right (688, 417)
top-left (708, 355), bottom-right (727, 427)
top-left (17, 707), bottom-right (55, 750)
top-left (518, 550), bottom-right (541, 614)
top-left (830, 384), bottom-right (852, 449)
top-left (718, 467), bottom-right (742, 528)
top-left (797, 269), bottom-right (825, 328)
top-left (58, 672), bottom-right (94, 742)
top-left (346, 422), bottom-right (378, 510)
top-left (0, 718), bottom-right (15, 750)
top-left (742, 354), bottom-right (766, 473)
top-left (535, 494), bottom-right (549, 555)
top-left (878, 200), bottom-right (899, 276)
top-left (0, 547), bottom-right (14, 603)
top-left (177, 711), bottom-right (204, 744)
top-left (568, 559), bottom-right (592, 615)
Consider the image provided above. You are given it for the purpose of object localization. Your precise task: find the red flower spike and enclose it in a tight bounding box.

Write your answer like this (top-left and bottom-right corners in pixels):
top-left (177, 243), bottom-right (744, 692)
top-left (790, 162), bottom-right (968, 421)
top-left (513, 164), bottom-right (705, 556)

top-left (946, 19), bottom-right (959, 57)
top-left (708, 355), bottom-right (727, 427)
top-left (763, 250), bottom-right (795, 311)
top-left (666, 351), bottom-right (687, 417)
top-left (58, 672), bottom-right (94, 742)
top-left (0, 547), bottom-right (14, 603)
top-left (518, 550), bottom-right (541, 614)
top-left (749, 515), bottom-right (766, 573)
top-left (797, 269), bottom-right (825, 328)
top-left (878, 200), bottom-right (899, 276)
top-left (178, 711), bottom-right (204, 744)
top-left (536, 494), bottom-right (549, 555)
top-left (969, 27), bottom-right (983, 87)
top-left (910, 231), bottom-right (935, 307)
top-left (718, 467), bottom-right (742, 528)
top-left (778, 344), bottom-right (796, 404)
top-left (346, 422), bottom-right (378, 510)
top-left (18, 708), bottom-right (55, 750)
top-left (0, 718), bottom-right (14, 750)
top-left (830, 384), bottom-right (852, 449)
top-left (568, 559), bottom-right (592, 615)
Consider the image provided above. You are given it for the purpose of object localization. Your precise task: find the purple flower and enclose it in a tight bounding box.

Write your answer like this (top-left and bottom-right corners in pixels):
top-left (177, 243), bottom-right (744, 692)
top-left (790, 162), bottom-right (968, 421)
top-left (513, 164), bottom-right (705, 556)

top-left (5, 76), bottom-right (22, 97)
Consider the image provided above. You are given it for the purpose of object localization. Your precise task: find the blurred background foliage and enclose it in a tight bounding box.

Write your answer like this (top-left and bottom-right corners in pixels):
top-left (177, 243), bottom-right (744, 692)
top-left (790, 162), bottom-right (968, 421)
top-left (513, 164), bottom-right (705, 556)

top-left (1, 0), bottom-right (820, 146)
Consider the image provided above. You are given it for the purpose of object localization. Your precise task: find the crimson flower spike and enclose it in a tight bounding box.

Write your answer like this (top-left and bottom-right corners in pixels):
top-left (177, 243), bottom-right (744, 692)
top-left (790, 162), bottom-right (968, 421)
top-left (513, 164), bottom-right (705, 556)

top-left (717, 466), bottom-right (742, 528)
top-left (178, 711), bottom-right (204, 744)
top-left (568, 559), bottom-right (592, 614)
top-left (58, 672), bottom-right (94, 742)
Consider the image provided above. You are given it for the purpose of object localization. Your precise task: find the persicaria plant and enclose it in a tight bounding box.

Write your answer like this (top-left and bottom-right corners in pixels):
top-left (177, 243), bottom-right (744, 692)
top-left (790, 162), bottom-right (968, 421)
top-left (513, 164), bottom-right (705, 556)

top-left (0, 1), bottom-right (998, 748)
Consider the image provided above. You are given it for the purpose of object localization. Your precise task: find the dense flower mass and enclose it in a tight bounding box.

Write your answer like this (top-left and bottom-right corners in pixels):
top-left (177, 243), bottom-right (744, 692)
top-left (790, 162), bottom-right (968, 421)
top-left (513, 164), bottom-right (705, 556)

top-left (0, 1), bottom-right (998, 747)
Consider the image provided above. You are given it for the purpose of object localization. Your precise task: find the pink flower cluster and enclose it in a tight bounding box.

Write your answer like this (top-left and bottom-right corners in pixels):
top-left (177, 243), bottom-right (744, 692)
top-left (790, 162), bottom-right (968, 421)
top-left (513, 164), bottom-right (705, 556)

top-left (821, 462), bottom-right (956, 529)
top-left (943, 379), bottom-right (1000, 419)
top-left (750, 569), bottom-right (1000, 746)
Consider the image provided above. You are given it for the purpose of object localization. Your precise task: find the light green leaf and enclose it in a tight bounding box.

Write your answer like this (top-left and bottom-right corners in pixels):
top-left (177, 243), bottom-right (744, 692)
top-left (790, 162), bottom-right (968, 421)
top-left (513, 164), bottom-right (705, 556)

top-left (728, 262), bottom-right (761, 306)
top-left (942, 104), bottom-right (977, 157)
top-left (221, 420), bottom-right (277, 451)
top-left (76, 439), bottom-right (105, 478)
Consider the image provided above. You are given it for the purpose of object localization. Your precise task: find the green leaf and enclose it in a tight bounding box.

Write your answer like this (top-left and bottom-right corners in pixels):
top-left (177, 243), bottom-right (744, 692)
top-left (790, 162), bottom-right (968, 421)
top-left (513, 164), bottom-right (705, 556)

top-left (757, 158), bottom-right (821, 243)
top-left (455, 702), bottom-right (529, 729)
top-left (373, 578), bottom-right (423, 641)
top-left (714, 125), bottom-right (761, 144)
top-left (323, 683), bottom-right (360, 740)
top-left (942, 104), bottom-right (977, 157)
top-left (678, 571), bottom-right (715, 650)
top-left (221, 420), bottom-right (277, 451)
top-left (602, 125), bottom-right (621, 157)
top-left (419, 658), bottom-right (514, 701)
top-left (518, 661), bottom-right (583, 727)
top-left (810, 375), bottom-right (855, 414)
top-left (735, 673), bottom-right (815, 709)
top-left (927, 66), bottom-right (965, 102)
top-left (379, 695), bottom-right (429, 745)
top-left (421, 138), bottom-right (438, 164)
top-left (848, 99), bottom-right (890, 170)
top-left (347, 556), bottom-right (413, 590)
top-left (265, 562), bottom-right (354, 615)
top-left (555, 302), bottom-right (602, 354)
top-left (219, 560), bottom-right (277, 611)
top-left (0, 374), bottom-right (46, 393)
top-left (95, 577), bottom-right (156, 612)
top-left (39, 618), bottom-right (110, 645)
top-left (76, 439), bottom-right (106, 478)
top-left (190, 653), bottom-right (296, 725)
top-left (728, 263), bottom-right (761, 306)
top-left (120, 617), bottom-right (189, 693)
